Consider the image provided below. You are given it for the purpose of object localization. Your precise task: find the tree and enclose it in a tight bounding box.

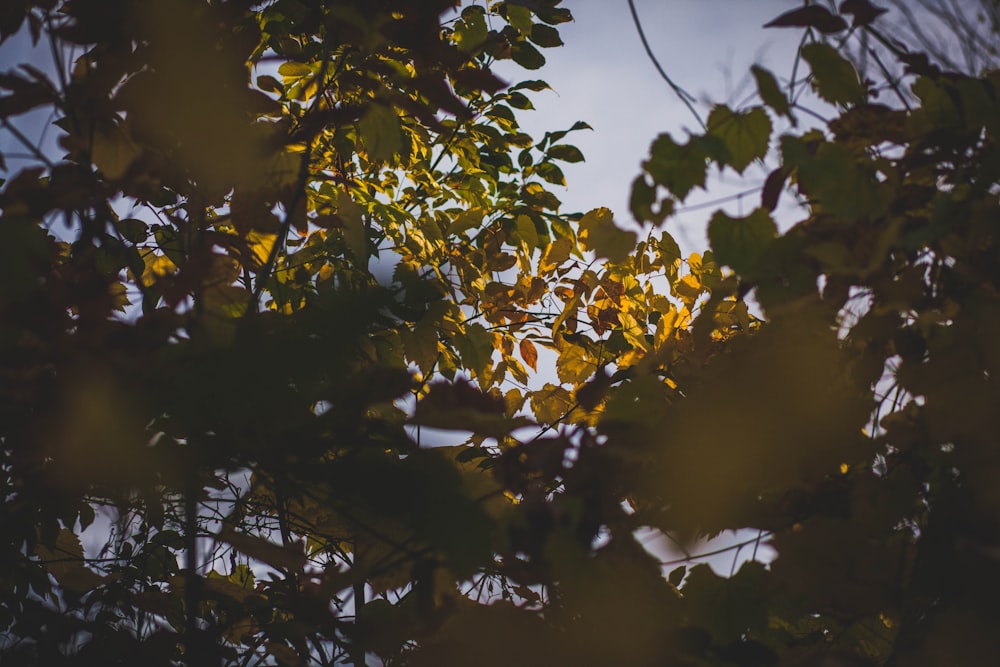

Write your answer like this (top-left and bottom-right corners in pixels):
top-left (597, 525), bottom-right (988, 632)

top-left (1, 0), bottom-right (999, 665)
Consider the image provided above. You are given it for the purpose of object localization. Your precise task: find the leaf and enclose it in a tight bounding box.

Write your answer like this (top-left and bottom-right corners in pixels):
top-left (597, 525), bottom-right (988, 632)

top-left (91, 122), bottom-right (141, 180)
top-left (116, 218), bottom-right (148, 243)
top-left (802, 42), bottom-right (865, 106)
top-left (336, 192), bottom-right (368, 262)
top-left (839, 0), bottom-right (887, 27)
top-left (520, 339), bottom-right (538, 371)
top-left (556, 342), bottom-right (593, 385)
top-left (530, 24), bottom-right (563, 48)
top-left (246, 231), bottom-right (277, 269)
top-left (455, 322), bottom-right (495, 377)
top-left (505, 4), bottom-right (534, 34)
top-left (706, 105), bottom-right (772, 174)
top-left (359, 102), bottom-right (403, 161)
top-left (782, 137), bottom-right (891, 220)
top-left (453, 6), bottom-right (488, 52)
top-left (657, 232), bottom-right (682, 266)
top-left (829, 103), bottom-right (908, 145)
top-left (507, 91), bottom-right (534, 110)
top-left (515, 214), bottom-right (539, 251)
top-left (751, 65), bottom-right (793, 122)
top-left (277, 61), bottom-right (312, 78)
top-left (534, 161), bottom-right (566, 186)
top-left (708, 208), bottom-right (777, 275)
top-left (530, 383), bottom-right (576, 424)
top-left (763, 6), bottom-right (848, 33)
top-left (511, 40), bottom-right (546, 70)
top-left (643, 134), bottom-right (708, 200)
top-left (403, 317), bottom-right (440, 374)
top-left (35, 529), bottom-right (105, 593)
top-left (447, 207), bottom-right (485, 236)
top-left (578, 207), bottom-right (637, 264)
top-left (761, 166), bottom-right (789, 212)
top-left (547, 144), bottom-right (585, 163)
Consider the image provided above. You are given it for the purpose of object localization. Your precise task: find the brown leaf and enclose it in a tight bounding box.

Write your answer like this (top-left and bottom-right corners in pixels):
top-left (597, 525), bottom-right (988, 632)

top-left (520, 338), bottom-right (538, 371)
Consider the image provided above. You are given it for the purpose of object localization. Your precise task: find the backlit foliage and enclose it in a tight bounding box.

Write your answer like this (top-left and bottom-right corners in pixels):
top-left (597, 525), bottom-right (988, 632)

top-left (0, 0), bottom-right (998, 665)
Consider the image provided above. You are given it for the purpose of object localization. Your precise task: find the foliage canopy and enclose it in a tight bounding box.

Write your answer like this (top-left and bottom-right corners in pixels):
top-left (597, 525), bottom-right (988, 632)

top-left (1, 0), bottom-right (1000, 665)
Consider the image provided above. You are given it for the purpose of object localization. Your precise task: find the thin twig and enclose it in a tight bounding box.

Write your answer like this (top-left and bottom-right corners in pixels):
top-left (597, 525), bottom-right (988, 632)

top-left (625, 0), bottom-right (706, 131)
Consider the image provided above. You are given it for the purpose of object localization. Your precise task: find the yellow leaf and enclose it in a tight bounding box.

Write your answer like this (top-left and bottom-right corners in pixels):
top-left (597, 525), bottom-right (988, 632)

top-left (109, 281), bottom-right (130, 313)
top-left (673, 273), bottom-right (703, 308)
top-left (530, 383), bottom-right (576, 424)
top-left (620, 311), bottom-right (649, 351)
top-left (556, 342), bottom-right (594, 385)
top-left (540, 237), bottom-right (573, 273)
top-left (247, 231), bottom-right (277, 268)
top-left (141, 253), bottom-right (177, 287)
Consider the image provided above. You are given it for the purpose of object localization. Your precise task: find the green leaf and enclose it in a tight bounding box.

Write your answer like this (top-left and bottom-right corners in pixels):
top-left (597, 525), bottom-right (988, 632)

top-left (336, 192), bottom-right (368, 262)
top-left (116, 218), bottom-right (148, 243)
top-left (751, 65), bottom-right (793, 122)
top-left (453, 6), bottom-right (488, 52)
top-left (277, 61), bottom-right (311, 78)
top-left (643, 133), bottom-right (708, 200)
top-left (511, 40), bottom-right (546, 70)
top-left (782, 137), bottom-right (891, 220)
top-left (547, 144), bottom-right (584, 163)
top-left (505, 4), bottom-right (534, 34)
top-left (657, 231), bottom-right (682, 266)
top-left (530, 24), bottom-right (563, 48)
top-left (578, 207), bottom-right (637, 264)
top-left (706, 104), bottom-right (772, 173)
top-left (511, 79), bottom-right (551, 92)
top-left (447, 207), bottom-right (485, 236)
top-left (534, 161), bottom-right (566, 186)
top-left (802, 42), bottom-right (865, 106)
top-left (507, 91), bottom-right (534, 110)
top-left (515, 214), bottom-right (539, 251)
top-left (359, 102), bottom-right (403, 161)
top-left (708, 207), bottom-right (777, 275)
